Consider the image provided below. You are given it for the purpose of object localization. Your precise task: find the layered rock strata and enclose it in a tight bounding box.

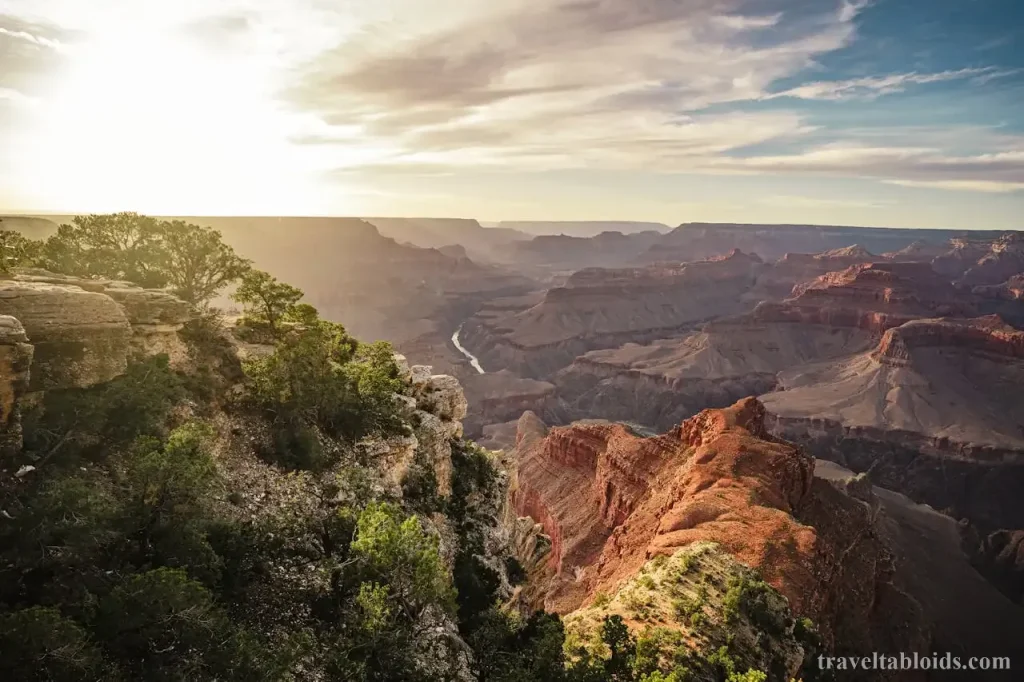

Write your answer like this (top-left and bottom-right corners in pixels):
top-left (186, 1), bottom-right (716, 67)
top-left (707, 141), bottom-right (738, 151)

top-left (461, 250), bottom-right (764, 378)
top-left (508, 398), bottom-right (927, 659)
top-left (763, 315), bottom-right (1024, 530)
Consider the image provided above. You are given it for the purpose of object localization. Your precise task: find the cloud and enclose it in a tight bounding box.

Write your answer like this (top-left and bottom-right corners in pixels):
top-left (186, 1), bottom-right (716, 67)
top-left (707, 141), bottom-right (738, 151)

top-left (768, 67), bottom-right (1018, 101)
top-left (711, 144), bottom-right (1024, 192)
top-left (285, 0), bottom-right (866, 176)
top-left (275, 0), bottom-right (1024, 195)
top-left (0, 14), bottom-right (72, 95)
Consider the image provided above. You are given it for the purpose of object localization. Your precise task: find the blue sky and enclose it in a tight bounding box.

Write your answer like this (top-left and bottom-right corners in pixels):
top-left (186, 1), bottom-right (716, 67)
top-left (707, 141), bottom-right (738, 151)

top-left (1, 0), bottom-right (1022, 228)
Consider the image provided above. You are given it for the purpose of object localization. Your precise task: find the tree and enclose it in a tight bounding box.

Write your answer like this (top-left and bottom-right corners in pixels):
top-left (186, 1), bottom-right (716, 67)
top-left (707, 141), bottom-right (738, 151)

top-left (94, 567), bottom-right (263, 680)
top-left (42, 212), bottom-right (168, 287)
top-left (0, 607), bottom-right (104, 681)
top-left (231, 269), bottom-right (303, 335)
top-left (0, 225), bottom-right (42, 274)
top-left (350, 502), bottom-right (457, 620)
top-left (161, 220), bottom-right (251, 306)
top-left (241, 315), bottom-right (406, 463)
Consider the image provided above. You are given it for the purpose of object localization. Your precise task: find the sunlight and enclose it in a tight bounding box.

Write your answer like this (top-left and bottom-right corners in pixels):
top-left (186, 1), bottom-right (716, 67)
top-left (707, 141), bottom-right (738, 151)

top-left (17, 22), bottom-right (327, 214)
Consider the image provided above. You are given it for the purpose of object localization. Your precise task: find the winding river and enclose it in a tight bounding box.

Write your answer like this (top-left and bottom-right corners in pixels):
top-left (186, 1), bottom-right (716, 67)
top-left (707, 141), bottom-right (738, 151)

top-left (452, 325), bottom-right (486, 374)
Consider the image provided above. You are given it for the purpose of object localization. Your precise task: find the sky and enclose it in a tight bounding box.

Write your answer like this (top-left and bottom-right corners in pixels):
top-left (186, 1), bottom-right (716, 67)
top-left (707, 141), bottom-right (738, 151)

top-left (1, 0), bottom-right (1023, 228)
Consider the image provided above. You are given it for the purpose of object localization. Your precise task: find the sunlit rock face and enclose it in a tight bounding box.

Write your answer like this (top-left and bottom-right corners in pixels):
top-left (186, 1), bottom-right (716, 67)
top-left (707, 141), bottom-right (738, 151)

top-left (0, 280), bottom-right (132, 390)
top-left (507, 398), bottom-right (928, 662)
top-left (102, 284), bottom-right (191, 367)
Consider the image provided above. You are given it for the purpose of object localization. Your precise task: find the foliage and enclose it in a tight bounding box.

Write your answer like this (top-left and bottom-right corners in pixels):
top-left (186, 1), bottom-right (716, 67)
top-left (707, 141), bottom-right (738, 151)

top-left (34, 213), bottom-right (252, 305)
top-left (232, 268), bottom-right (304, 335)
top-left (0, 606), bottom-right (103, 681)
top-left (722, 574), bottom-right (787, 636)
top-left (161, 220), bottom-right (252, 305)
top-left (20, 354), bottom-right (185, 468)
top-left (41, 212), bottom-right (170, 287)
top-left (242, 314), bottom-right (407, 469)
top-left (0, 226), bottom-right (43, 274)
top-left (352, 502), bottom-right (456, 615)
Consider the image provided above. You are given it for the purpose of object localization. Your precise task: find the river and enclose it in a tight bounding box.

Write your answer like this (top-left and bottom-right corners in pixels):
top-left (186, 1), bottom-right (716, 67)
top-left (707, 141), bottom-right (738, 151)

top-left (452, 325), bottom-right (486, 374)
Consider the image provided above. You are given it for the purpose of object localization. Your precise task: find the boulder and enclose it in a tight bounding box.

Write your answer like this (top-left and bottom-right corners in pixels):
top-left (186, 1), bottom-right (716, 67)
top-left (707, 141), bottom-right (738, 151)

top-left (9, 270), bottom-right (194, 373)
top-left (0, 281), bottom-right (131, 390)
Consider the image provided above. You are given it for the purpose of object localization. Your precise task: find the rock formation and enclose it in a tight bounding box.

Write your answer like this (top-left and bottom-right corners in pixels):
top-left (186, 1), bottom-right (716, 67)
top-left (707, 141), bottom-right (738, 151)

top-left (1, 270), bottom-right (195, 387)
top-left (746, 245), bottom-right (877, 301)
top-left (461, 250), bottom-right (764, 378)
top-left (460, 371), bottom-right (557, 439)
top-left (754, 261), bottom-right (978, 332)
top-left (508, 398), bottom-right (929, 662)
top-left (0, 279), bottom-right (132, 391)
top-left (933, 232), bottom-right (1024, 285)
top-left (638, 222), bottom-right (989, 263)
top-left (370, 357), bottom-right (469, 498)
top-left (763, 315), bottom-right (1024, 530)
top-left (553, 261), bottom-right (956, 431)
top-left (505, 230), bottom-right (666, 273)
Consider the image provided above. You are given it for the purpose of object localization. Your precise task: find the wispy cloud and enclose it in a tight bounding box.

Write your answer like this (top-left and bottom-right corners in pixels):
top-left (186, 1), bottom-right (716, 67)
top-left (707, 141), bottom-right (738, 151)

top-left (768, 67), bottom-right (1017, 101)
top-left (711, 144), bottom-right (1024, 192)
top-left (285, 0), bottom-right (865, 173)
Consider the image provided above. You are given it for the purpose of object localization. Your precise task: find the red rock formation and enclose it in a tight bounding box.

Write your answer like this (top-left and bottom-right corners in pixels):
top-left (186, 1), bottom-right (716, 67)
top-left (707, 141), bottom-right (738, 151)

top-left (511, 398), bottom-right (922, 652)
top-left (754, 261), bottom-right (977, 334)
top-left (933, 233), bottom-right (1024, 285)
top-left (749, 246), bottom-right (877, 300)
top-left (876, 314), bottom-right (1024, 365)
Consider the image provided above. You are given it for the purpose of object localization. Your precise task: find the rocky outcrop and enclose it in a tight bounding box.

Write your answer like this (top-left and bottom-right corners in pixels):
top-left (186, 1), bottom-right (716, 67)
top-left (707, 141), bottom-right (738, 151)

top-left (875, 314), bottom-right (1024, 364)
top-left (509, 398), bottom-right (928, 660)
top-left (747, 246), bottom-right (877, 301)
top-left (973, 275), bottom-right (1024, 328)
top-left (1, 270), bottom-right (198, 388)
top-left (378, 358), bottom-right (468, 498)
top-left (102, 284), bottom-right (191, 366)
top-left (0, 317), bottom-right (33, 456)
top-left (0, 280), bottom-right (132, 390)
top-left (882, 239), bottom-right (952, 262)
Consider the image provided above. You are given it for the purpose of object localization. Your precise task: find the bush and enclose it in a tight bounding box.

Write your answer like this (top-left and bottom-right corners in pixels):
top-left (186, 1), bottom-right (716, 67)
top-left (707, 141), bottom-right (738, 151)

top-left (0, 607), bottom-right (103, 681)
top-left (242, 317), bottom-right (408, 465)
top-left (722, 574), bottom-right (786, 636)
top-left (21, 355), bottom-right (184, 467)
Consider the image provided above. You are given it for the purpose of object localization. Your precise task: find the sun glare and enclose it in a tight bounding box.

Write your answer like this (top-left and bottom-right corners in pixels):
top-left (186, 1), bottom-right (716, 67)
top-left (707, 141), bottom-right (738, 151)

top-left (17, 23), bottom-right (327, 215)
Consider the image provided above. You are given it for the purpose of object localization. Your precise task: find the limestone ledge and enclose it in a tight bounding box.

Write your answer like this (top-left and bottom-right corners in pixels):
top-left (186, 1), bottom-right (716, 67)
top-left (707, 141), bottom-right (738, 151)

top-left (372, 355), bottom-right (469, 499)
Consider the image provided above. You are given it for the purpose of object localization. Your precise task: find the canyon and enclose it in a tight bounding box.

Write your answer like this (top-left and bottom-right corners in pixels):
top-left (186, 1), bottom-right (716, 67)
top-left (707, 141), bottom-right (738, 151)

top-left (6, 214), bottom-right (1024, 678)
